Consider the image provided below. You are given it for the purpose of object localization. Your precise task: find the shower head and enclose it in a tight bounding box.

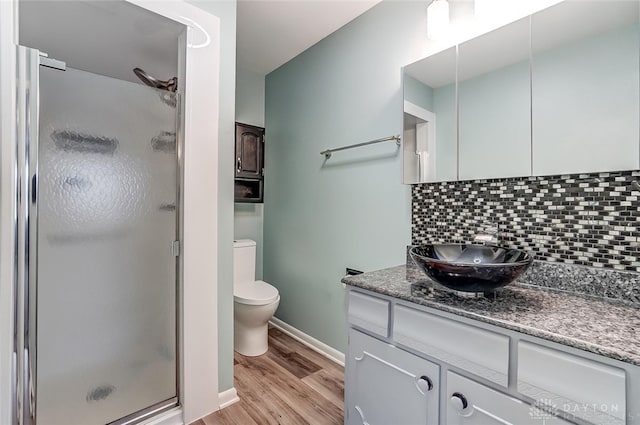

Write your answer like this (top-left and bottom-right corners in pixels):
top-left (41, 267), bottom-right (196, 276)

top-left (133, 67), bottom-right (177, 92)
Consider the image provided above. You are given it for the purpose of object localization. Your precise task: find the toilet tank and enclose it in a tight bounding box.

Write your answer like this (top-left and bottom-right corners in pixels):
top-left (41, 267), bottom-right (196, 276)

top-left (233, 239), bottom-right (256, 285)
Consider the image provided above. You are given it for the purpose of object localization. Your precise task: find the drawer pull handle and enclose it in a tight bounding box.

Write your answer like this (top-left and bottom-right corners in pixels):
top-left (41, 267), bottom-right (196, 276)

top-left (450, 392), bottom-right (469, 412)
top-left (236, 157), bottom-right (242, 173)
top-left (417, 375), bottom-right (433, 393)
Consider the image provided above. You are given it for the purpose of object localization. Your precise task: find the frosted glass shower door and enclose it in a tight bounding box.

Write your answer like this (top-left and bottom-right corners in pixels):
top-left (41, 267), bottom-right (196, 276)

top-left (36, 66), bottom-right (178, 425)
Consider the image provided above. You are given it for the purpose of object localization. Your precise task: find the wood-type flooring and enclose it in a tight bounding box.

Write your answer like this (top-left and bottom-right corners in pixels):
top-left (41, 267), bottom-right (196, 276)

top-left (191, 327), bottom-right (345, 425)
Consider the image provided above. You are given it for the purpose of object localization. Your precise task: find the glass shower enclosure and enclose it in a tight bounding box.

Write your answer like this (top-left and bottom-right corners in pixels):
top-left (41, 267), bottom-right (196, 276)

top-left (15, 46), bottom-right (180, 424)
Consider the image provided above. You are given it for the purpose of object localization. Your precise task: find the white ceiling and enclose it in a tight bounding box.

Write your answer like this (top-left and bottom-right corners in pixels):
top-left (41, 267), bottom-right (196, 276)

top-left (18, 0), bottom-right (380, 85)
top-left (237, 0), bottom-right (381, 75)
top-left (19, 1), bottom-right (184, 85)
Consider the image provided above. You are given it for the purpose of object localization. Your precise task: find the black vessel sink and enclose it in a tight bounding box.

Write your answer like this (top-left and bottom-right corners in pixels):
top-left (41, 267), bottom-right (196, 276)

top-left (409, 244), bottom-right (533, 292)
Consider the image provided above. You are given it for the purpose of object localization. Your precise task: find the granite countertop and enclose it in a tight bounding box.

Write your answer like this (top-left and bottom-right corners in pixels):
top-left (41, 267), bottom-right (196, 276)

top-left (342, 265), bottom-right (640, 366)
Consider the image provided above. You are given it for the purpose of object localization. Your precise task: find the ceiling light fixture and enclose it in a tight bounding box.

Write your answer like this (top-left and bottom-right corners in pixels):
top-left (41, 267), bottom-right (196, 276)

top-left (474, 0), bottom-right (493, 18)
top-left (427, 0), bottom-right (450, 40)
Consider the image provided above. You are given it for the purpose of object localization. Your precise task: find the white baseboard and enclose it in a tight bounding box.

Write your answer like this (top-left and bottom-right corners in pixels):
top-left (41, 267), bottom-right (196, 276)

top-left (218, 387), bottom-right (240, 410)
top-left (269, 317), bottom-right (345, 366)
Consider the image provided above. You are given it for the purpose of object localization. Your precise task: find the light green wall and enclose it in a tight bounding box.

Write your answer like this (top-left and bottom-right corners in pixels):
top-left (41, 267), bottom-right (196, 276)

top-left (234, 204), bottom-right (263, 279)
top-left (235, 68), bottom-right (265, 280)
top-left (264, 1), bottom-right (429, 353)
top-left (236, 68), bottom-right (265, 127)
top-left (186, 0), bottom-right (236, 392)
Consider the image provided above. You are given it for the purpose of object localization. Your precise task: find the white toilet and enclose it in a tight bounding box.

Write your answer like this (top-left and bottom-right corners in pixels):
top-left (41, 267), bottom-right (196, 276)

top-left (233, 239), bottom-right (280, 356)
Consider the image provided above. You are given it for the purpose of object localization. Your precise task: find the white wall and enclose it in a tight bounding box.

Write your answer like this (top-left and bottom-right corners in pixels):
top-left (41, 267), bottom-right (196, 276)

top-left (0, 2), bottom-right (17, 424)
top-left (186, 0), bottom-right (237, 395)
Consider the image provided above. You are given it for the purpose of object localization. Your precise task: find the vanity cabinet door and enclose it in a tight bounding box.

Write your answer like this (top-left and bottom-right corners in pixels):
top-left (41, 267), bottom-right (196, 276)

top-left (446, 372), bottom-right (572, 425)
top-left (346, 328), bottom-right (439, 425)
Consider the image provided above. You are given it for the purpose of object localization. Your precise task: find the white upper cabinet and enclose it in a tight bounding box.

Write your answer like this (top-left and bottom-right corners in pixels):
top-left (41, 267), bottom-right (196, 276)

top-left (458, 17), bottom-right (531, 181)
top-left (403, 47), bottom-right (457, 183)
top-left (531, 0), bottom-right (640, 176)
top-left (402, 0), bottom-right (640, 184)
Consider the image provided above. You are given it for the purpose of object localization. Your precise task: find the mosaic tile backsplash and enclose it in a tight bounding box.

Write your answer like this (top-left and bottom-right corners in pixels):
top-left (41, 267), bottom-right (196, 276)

top-left (411, 170), bottom-right (640, 272)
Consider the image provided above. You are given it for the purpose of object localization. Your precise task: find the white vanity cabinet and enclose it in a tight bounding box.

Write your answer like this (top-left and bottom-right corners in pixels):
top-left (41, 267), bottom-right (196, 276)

top-left (446, 372), bottom-right (572, 425)
top-left (394, 304), bottom-right (509, 387)
top-left (346, 328), bottom-right (439, 425)
top-left (345, 287), bottom-right (640, 425)
top-left (517, 341), bottom-right (627, 425)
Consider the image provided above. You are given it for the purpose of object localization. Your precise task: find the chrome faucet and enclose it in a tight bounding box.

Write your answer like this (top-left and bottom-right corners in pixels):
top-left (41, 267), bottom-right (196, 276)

top-left (474, 224), bottom-right (499, 245)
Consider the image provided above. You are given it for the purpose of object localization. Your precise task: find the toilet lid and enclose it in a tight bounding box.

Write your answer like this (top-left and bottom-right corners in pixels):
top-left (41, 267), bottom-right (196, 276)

top-left (234, 280), bottom-right (279, 306)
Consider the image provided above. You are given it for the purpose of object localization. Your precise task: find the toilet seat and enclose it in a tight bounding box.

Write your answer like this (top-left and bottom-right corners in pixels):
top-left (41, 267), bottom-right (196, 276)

top-left (234, 280), bottom-right (279, 306)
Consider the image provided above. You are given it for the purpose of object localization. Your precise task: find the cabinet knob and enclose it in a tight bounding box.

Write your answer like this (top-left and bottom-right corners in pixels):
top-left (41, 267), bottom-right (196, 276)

top-left (236, 157), bottom-right (242, 173)
top-left (450, 392), bottom-right (469, 412)
top-left (417, 375), bottom-right (433, 393)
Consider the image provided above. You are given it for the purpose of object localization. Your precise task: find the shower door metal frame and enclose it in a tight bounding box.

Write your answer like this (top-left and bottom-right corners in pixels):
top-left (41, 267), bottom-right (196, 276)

top-left (14, 45), bottom-right (183, 425)
top-left (15, 45), bottom-right (40, 425)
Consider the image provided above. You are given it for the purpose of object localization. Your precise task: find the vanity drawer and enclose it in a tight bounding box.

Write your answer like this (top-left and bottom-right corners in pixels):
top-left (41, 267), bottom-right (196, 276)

top-left (347, 290), bottom-right (390, 337)
top-left (394, 304), bottom-right (510, 386)
top-left (517, 341), bottom-right (626, 425)
top-left (446, 372), bottom-right (572, 425)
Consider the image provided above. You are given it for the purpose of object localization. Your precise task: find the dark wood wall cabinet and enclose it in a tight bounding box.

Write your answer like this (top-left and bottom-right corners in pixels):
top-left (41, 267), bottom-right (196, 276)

top-left (234, 122), bottom-right (265, 203)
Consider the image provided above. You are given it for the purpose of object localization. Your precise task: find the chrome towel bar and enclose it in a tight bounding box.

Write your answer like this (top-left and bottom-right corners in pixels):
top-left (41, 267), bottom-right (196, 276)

top-left (320, 135), bottom-right (401, 158)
